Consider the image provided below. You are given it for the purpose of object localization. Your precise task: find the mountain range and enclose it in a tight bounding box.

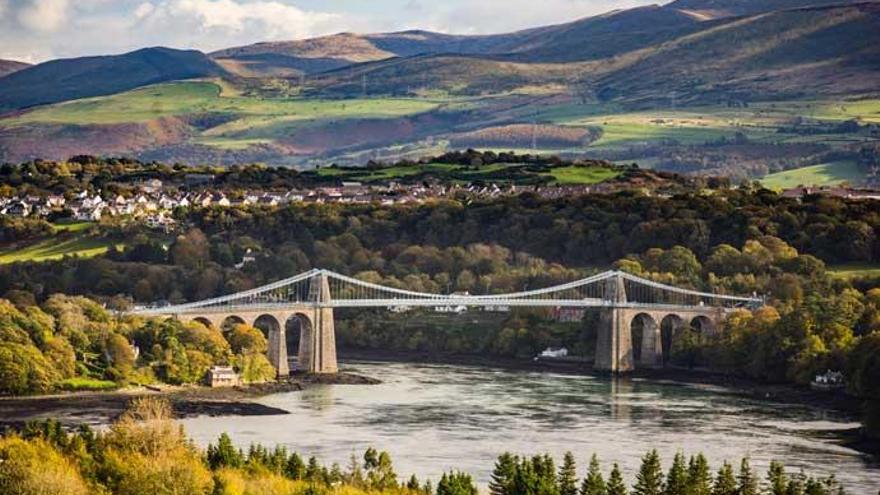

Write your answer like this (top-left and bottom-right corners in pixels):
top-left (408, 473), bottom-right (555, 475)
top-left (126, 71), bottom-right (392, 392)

top-left (0, 0), bottom-right (878, 176)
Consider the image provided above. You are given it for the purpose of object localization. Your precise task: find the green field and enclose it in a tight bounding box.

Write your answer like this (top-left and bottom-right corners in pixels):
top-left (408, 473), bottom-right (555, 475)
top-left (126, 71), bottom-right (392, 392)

top-left (540, 99), bottom-right (880, 150)
top-left (311, 162), bottom-right (619, 185)
top-left (58, 377), bottom-right (119, 392)
top-left (3, 81), bottom-right (439, 126)
top-left (0, 234), bottom-right (123, 264)
top-left (541, 166), bottom-right (621, 184)
top-left (828, 263), bottom-right (880, 280)
top-left (761, 161), bottom-right (864, 189)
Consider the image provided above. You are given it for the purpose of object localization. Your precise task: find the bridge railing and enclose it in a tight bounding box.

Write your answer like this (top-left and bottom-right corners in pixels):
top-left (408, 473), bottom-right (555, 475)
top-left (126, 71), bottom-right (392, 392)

top-left (130, 269), bottom-right (763, 316)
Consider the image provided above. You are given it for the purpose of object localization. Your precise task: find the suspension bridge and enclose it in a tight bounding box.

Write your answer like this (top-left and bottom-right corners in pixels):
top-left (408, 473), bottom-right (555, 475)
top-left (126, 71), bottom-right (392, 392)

top-left (134, 269), bottom-right (762, 374)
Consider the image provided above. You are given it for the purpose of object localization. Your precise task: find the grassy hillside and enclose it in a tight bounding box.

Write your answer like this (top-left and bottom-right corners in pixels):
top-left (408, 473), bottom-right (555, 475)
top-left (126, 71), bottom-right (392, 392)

top-left (0, 233), bottom-right (123, 264)
top-left (761, 161), bottom-right (865, 188)
top-left (0, 47), bottom-right (225, 111)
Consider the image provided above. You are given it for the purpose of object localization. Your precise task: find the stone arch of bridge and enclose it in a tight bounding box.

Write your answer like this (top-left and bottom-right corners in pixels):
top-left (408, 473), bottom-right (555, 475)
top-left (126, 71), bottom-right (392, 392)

top-left (284, 313), bottom-right (313, 369)
top-left (690, 315), bottom-right (715, 335)
top-left (221, 315), bottom-right (247, 332)
top-left (629, 313), bottom-right (660, 368)
top-left (659, 314), bottom-right (685, 365)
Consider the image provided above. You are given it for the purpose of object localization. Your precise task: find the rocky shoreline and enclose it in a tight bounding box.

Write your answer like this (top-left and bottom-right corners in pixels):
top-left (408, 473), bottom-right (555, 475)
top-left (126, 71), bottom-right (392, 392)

top-left (0, 371), bottom-right (380, 432)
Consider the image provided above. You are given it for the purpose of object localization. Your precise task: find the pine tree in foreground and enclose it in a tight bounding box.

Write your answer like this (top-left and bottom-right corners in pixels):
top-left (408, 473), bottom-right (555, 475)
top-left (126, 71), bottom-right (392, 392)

top-left (711, 461), bottom-right (737, 495)
top-left (580, 454), bottom-right (606, 495)
top-left (489, 452), bottom-right (517, 495)
top-left (607, 464), bottom-right (628, 495)
top-left (664, 452), bottom-right (688, 495)
top-left (687, 454), bottom-right (712, 495)
top-left (558, 452), bottom-right (578, 495)
top-left (632, 449), bottom-right (663, 495)
top-left (737, 457), bottom-right (758, 495)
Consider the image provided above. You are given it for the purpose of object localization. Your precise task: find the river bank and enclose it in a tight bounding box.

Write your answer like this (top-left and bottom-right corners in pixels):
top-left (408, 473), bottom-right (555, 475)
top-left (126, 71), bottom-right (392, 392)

top-left (0, 372), bottom-right (379, 432)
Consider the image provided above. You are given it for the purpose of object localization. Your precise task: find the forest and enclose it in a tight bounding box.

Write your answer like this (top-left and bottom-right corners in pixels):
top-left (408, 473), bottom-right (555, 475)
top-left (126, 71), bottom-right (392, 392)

top-left (1, 168), bottom-right (879, 439)
top-left (0, 398), bottom-right (849, 495)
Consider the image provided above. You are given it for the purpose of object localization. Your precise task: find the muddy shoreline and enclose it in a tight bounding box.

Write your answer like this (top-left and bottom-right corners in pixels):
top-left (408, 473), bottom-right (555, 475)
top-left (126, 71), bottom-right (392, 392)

top-left (0, 372), bottom-right (379, 432)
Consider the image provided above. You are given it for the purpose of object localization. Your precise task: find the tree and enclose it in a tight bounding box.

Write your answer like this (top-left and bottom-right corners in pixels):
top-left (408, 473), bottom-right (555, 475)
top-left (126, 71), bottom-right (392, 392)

top-left (226, 324), bottom-right (267, 354)
top-left (558, 452), bottom-right (578, 495)
top-left (286, 452), bottom-right (306, 480)
top-left (607, 464), bottom-right (628, 495)
top-left (767, 461), bottom-right (787, 495)
top-left (206, 433), bottom-right (243, 469)
top-left (437, 471), bottom-right (478, 495)
top-left (711, 462), bottom-right (736, 495)
top-left (687, 454), bottom-right (711, 495)
top-left (737, 458), bottom-right (758, 495)
top-left (580, 454), bottom-right (606, 495)
top-left (0, 437), bottom-right (90, 495)
top-left (633, 450), bottom-right (663, 495)
top-left (489, 452), bottom-right (517, 495)
top-left (664, 452), bottom-right (688, 495)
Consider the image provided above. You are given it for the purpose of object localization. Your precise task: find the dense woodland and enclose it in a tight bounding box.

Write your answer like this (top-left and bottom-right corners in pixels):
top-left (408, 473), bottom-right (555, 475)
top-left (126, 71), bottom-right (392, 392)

top-left (0, 398), bottom-right (849, 495)
top-left (1, 159), bottom-right (880, 440)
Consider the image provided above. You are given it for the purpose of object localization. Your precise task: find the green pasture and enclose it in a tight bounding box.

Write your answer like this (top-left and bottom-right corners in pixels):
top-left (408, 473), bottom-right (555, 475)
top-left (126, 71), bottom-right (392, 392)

top-left (761, 161), bottom-right (864, 189)
top-left (0, 234), bottom-right (123, 264)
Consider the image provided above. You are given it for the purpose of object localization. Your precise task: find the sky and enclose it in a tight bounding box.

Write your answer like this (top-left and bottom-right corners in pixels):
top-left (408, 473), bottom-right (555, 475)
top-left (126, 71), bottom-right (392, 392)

top-left (0, 0), bottom-right (661, 63)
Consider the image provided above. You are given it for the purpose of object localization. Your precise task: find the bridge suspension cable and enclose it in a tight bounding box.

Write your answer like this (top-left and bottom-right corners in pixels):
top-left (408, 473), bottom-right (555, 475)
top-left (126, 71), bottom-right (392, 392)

top-left (132, 268), bottom-right (763, 316)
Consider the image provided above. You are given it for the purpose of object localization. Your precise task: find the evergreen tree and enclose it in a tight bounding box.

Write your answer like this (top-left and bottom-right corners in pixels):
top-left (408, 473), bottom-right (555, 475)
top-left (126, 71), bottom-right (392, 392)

top-left (633, 450), bottom-right (664, 495)
top-left (710, 462), bottom-right (737, 495)
top-left (580, 455), bottom-right (606, 495)
top-left (559, 452), bottom-right (579, 495)
top-left (286, 452), bottom-right (306, 480)
top-left (206, 432), bottom-right (243, 469)
top-left (767, 461), bottom-right (788, 495)
top-left (513, 457), bottom-right (539, 495)
top-left (489, 452), bottom-right (518, 495)
top-left (607, 464), bottom-right (628, 495)
top-left (664, 452), bottom-right (688, 495)
top-left (534, 454), bottom-right (560, 495)
top-left (408, 474), bottom-right (422, 491)
top-left (306, 456), bottom-right (322, 482)
top-left (737, 458), bottom-right (758, 495)
top-left (687, 454), bottom-right (711, 495)
top-left (437, 471), bottom-right (478, 495)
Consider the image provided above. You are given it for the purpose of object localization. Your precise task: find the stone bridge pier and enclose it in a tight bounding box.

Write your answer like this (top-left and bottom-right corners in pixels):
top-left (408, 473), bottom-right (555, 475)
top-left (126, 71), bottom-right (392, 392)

top-left (594, 274), bottom-right (726, 373)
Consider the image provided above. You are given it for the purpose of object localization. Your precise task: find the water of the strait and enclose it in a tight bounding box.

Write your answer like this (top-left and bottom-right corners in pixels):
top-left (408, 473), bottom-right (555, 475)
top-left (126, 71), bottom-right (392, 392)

top-left (179, 361), bottom-right (879, 493)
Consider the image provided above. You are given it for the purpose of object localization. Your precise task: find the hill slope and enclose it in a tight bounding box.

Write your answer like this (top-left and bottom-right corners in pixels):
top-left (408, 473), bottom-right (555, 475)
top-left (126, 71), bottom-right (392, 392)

top-left (0, 47), bottom-right (226, 111)
top-left (0, 59), bottom-right (30, 78)
top-left (668, 0), bottom-right (872, 18)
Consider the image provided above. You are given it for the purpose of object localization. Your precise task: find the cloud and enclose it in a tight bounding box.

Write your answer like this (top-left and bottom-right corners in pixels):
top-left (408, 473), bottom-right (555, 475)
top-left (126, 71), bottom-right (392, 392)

top-left (0, 0), bottom-right (662, 62)
top-left (16, 0), bottom-right (69, 32)
top-left (140, 0), bottom-right (344, 40)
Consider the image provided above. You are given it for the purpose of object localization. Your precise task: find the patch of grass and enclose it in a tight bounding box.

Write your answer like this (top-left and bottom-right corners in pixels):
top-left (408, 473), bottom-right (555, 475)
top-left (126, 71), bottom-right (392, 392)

top-left (58, 377), bottom-right (119, 392)
top-left (0, 235), bottom-right (124, 264)
top-left (51, 221), bottom-right (92, 233)
top-left (541, 166), bottom-right (621, 185)
top-left (4, 81), bottom-right (439, 126)
top-left (828, 263), bottom-right (880, 280)
top-left (761, 161), bottom-right (864, 189)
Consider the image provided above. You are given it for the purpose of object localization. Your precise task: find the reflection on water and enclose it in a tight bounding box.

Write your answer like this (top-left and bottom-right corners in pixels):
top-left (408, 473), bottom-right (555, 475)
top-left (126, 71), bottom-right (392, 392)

top-left (179, 361), bottom-right (879, 493)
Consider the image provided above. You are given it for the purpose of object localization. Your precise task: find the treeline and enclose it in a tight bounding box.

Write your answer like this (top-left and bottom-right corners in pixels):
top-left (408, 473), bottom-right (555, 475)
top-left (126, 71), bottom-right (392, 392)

top-left (0, 294), bottom-right (274, 395)
top-left (0, 398), bottom-right (847, 495)
top-left (0, 151), bottom-right (628, 198)
top-left (487, 450), bottom-right (845, 495)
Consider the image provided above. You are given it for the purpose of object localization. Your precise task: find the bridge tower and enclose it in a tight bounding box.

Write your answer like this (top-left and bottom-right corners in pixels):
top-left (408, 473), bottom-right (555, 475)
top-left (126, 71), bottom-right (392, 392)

top-left (594, 273), bottom-right (634, 373)
top-left (301, 271), bottom-right (338, 374)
